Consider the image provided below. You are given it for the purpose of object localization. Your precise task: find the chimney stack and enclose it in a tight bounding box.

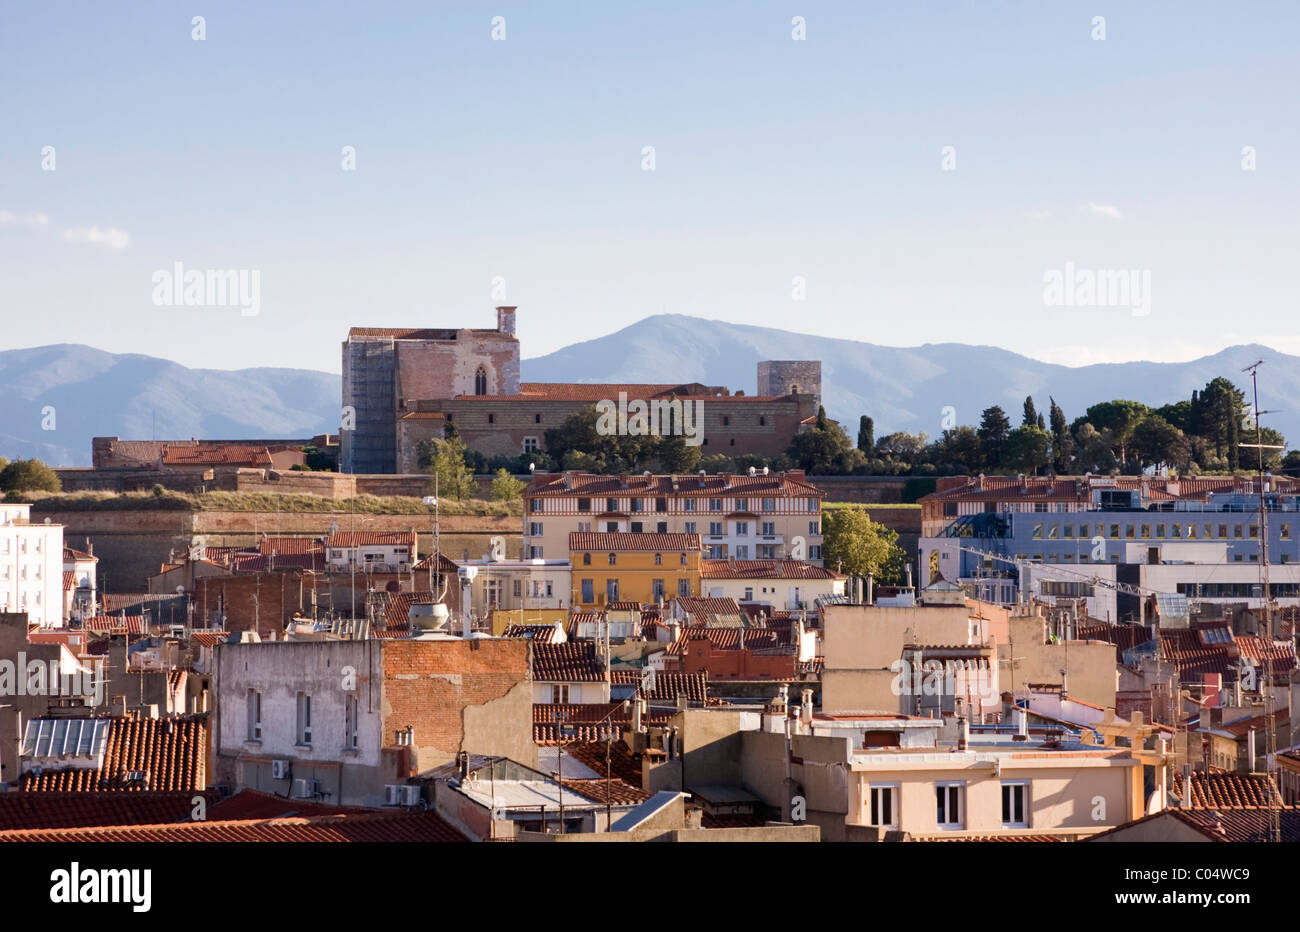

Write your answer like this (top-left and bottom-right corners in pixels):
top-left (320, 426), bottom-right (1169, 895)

top-left (496, 305), bottom-right (517, 336)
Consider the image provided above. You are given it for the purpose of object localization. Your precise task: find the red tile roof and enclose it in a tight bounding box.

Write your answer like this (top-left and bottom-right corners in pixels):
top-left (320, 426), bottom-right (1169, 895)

top-left (502, 624), bottom-right (563, 642)
top-left (569, 532), bottom-right (702, 553)
top-left (528, 470), bottom-right (821, 499)
top-left (0, 790), bottom-right (220, 830)
top-left (82, 615), bottom-right (146, 636)
top-left (666, 625), bottom-right (790, 655)
top-left (206, 789), bottom-right (376, 821)
top-left (674, 596), bottom-right (744, 623)
top-left (0, 811), bottom-right (469, 843)
top-left (258, 536), bottom-right (325, 555)
top-left (63, 546), bottom-right (98, 563)
top-left (561, 741), bottom-right (643, 785)
top-left (161, 444), bottom-right (276, 467)
top-left (191, 631), bottom-right (229, 649)
top-left (62, 571), bottom-right (78, 592)
top-left (20, 715), bottom-right (207, 793)
top-left (1189, 771), bottom-right (1284, 808)
top-left (325, 530), bottom-right (416, 549)
top-left (560, 778), bottom-right (652, 806)
top-left (610, 670), bottom-right (708, 703)
top-left (532, 642), bottom-right (604, 682)
top-left (701, 560), bottom-right (839, 580)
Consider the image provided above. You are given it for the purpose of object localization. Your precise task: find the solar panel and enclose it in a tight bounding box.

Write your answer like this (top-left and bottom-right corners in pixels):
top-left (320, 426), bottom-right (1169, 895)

top-left (21, 719), bottom-right (109, 760)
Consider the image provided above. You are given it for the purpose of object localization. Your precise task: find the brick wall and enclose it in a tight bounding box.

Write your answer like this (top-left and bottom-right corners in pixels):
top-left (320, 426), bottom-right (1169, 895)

top-left (380, 638), bottom-right (536, 771)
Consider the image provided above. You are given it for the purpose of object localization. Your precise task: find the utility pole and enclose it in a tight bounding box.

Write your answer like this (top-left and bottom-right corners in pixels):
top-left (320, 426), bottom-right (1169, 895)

top-left (1240, 360), bottom-right (1284, 843)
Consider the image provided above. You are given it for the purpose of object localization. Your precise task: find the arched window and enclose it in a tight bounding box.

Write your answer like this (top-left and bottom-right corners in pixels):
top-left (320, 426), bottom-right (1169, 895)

top-left (475, 366), bottom-right (488, 395)
top-left (790, 383), bottom-right (799, 395)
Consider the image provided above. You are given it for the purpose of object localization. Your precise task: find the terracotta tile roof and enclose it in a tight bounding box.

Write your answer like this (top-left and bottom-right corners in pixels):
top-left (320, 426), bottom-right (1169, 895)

top-left (63, 546), bottom-right (98, 563)
top-left (610, 670), bottom-right (708, 703)
top-left (161, 444), bottom-right (276, 467)
top-left (674, 596), bottom-right (744, 623)
top-left (1235, 635), bottom-right (1296, 676)
top-left (1076, 621), bottom-right (1152, 659)
top-left (607, 600), bottom-right (643, 612)
top-left (1158, 628), bottom-right (1298, 683)
top-left (701, 560), bottom-right (839, 580)
top-left (1164, 808), bottom-right (1300, 843)
top-left (0, 810), bottom-right (469, 843)
top-left (532, 642), bottom-right (604, 682)
top-left (0, 790), bottom-right (220, 830)
top-left (1189, 771), bottom-right (1284, 808)
top-left (569, 532), bottom-right (702, 553)
top-left (349, 325), bottom-right (505, 341)
top-left (532, 703), bottom-right (672, 743)
top-left (191, 631), bottom-right (229, 649)
top-left (20, 715), bottom-right (207, 793)
top-left (560, 778), bottom-right (652, 806)
top-left (468, 382), bottom-right (731, 402)
top-left (258, 536), bottom-right (325, 555)
top-left (82, 615), bottom-right (146, 636)
top-left (62, 571), bottom-right (78, 591)
top-left (101, 593), bottom-right (174, 614)
top-left (382, 591), bottom-right (441, 630)
top-left (561, 741), bottom-right (643, 785)
top-left (502, 624), bottom-right (562, 642)
top-left (231, 552), bottom-right (329, 573)
top-left (528, 470), bottom-right (821, 499)
top-left (797, 657), bottom-right (825, 676)
top-left (325, 530), bottom-right (416, 549)
top-left (928, 833), bottom-right (1068, 842)
top-left (666, 625), bottom-right (790, 655)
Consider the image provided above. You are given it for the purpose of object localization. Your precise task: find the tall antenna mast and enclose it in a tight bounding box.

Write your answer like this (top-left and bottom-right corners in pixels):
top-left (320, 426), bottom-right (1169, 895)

top-left (1239, 360), bottom-right (1284, 843)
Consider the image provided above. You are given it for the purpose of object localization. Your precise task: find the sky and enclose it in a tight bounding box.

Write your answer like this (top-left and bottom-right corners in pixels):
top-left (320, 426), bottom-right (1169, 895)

top-left (1, 0), bottom-right (1296, 374)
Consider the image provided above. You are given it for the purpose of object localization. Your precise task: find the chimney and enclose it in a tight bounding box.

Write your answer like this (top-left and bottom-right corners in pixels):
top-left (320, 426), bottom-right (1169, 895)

top-left (496, 305), bottom-right (517, 336)
top-left (1012, 706), bottom-right (1029, 741)
top-left (1181, 767), bottom-right (1193, 809)
top-left (957, 716), bottom-right (969, 750)
top-left (800, 688), bottom-right (813, 725)
top-left (1247, 729), bottom-right (1257, 773)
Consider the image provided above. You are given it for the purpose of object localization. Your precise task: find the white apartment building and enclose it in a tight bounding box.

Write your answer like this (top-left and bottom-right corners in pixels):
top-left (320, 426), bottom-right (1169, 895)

top-left (0, 504), bottom-right (64, 627)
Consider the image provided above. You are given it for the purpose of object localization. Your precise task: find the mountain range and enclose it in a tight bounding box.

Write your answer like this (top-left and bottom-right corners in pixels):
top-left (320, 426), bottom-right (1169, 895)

top-left (4, 318), bottom-right (1299, 467)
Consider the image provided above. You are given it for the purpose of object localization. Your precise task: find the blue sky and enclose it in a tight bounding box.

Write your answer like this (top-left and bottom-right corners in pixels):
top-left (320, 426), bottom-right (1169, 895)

top-left (1, 0), bottom-right (1296, 374)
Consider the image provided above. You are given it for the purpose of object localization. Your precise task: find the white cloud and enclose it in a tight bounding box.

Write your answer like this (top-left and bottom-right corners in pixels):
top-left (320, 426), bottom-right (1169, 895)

top-left (61, 226), bottom-right (130, 249)
top-left (1082, 202), bottom-right (1123, 220)
top-left (0, 210), bottom-right (50, 226)
top-left (1028, 209), bottom-right (1051, 221)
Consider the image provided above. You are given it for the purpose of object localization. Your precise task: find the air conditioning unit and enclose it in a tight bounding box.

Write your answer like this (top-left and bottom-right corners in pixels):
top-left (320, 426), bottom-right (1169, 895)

top-left (400, 785), bottom-right (421, 806)
top-left (384, 784), bottom-right (404, 806)
top-left (291, 778), bottom-right (320, 799)
top-left (271, 759), bottom-right (291, 780)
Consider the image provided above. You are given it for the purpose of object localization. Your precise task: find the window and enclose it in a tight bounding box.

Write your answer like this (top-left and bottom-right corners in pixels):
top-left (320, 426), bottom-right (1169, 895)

top-left (684, 498), bottom-right (696, 513)
top-left (809, 545), bottom-right (821, 560)
top-left (513, 579), bottom-right (522, 597)
top-left (246, 689), bottom-right (262, 741)
top-left (630, 521), bottom-right (643, 533)
top-left (809, 520), bottom-right (820, 535)
top-left (488, 413), bottom-right (495, 424)
top-left (583, 553), bottom-right (591, 566)
top-left (657, 521), bottom-right (668, 533)
top-left (1001, 783), bottom-right (1028, 827)
top-left (606, 498), bottom-right (618, 512)
top-left (736, 545), bottom-right (749, 559)
top-left (605, 522), bottom-right (619, 532)
top-left (761, 522), bottom-right (775, 536)
top-left (581, 579), bottom-right (594, 602)
top-left (531, 499), bottom-right (543, 513)
top-left (678, 578), bottom-right (690, 597)
top-left (759, 416), bottom-right (766, 426)
top-left (654, 552), bottom-right (662, 565)
top-left (723, 416), bottom-right (730, 426)
top-left (608, 553), bottom-right (617, 565)
top-left (1047, 524), bottom-right (1058, 539)
top-left (296, 692), bottom-right (312, 746)
top-left (345, 695), bottom-right (359, 750)
top-left (1109, 524), bottom-right (1120, 539)
top-left (1032, 524), bottom-right (1042, 540)
top-left (551, 684), bottom-right (569, 704)
top-left (1283, 524), bottom-right (1292, 540)
top-left (474, 366), bottom-right (488, 395)
top-left (529, 522), bottom-right (543, 536)
top-left (1125, 524), bottom-right (1135, 539)
top-left (762, 498), bottom-right (775, 512)
top-left (631, 498), bottom-right (643, 513)
top-left (652, 579), bottom-right (665, 601)
top-left (709, 522), bottom-right (724, 536)
top-left (535, 414), bottom-right (542, 424)
top-left (656, 497), bottom-right (668, 512)
top-left (523, 437), bottom-right (538, 452)
top-left (577, 498), bottom-right (591, 512)
top-left (710, 498), bottom-right (722, 512)
top-left (744, 586), bottom-right (753, 600)
top-left (680, 552), bottom-right (688, 565)
top-left (684, 522), bottom-right (697, 534)
top-left (1234, 524), bottom-right (1244, 539)
top-left (868, 785), bottom-right (898, 828)
top-left (736, 497), bottom-right (748, 512)
top-left (936, 783), bottom-right (964, 829)
top-left (735, 521), bottom-right (749, 536)
top-left (606, 579), bottom-right (619, 602)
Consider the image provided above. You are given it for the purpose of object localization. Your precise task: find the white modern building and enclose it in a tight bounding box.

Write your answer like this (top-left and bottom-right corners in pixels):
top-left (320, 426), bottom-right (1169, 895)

top-left (0, 504), bottom-right (64, 627)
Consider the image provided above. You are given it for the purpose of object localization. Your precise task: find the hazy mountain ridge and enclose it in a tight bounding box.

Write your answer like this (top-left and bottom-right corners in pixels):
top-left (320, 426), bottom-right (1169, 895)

top-left (0, 344), bottom-right (340, 467)
top-left (522, 315), bottom-right (1300, 448)
top-left (5, 322), bottom-right (1299, 467)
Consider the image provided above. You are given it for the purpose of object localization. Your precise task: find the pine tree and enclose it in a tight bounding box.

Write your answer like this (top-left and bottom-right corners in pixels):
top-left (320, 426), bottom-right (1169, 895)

top-left (1022, 396), bottom-right (1038, 427)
